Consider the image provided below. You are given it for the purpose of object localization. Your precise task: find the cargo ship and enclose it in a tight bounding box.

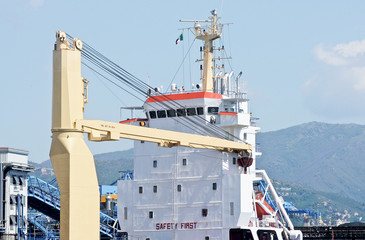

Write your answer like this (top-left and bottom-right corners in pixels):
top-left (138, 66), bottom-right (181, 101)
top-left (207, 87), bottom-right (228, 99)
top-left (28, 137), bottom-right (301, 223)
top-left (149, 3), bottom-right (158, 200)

top-left (116, 10), bottom-right (303, 240)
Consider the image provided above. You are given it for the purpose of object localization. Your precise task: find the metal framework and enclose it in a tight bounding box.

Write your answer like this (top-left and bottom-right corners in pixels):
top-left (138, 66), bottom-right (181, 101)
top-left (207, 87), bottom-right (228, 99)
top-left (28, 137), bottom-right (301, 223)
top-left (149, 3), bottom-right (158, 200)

top-left (27, 176), bottom-right (123, 239)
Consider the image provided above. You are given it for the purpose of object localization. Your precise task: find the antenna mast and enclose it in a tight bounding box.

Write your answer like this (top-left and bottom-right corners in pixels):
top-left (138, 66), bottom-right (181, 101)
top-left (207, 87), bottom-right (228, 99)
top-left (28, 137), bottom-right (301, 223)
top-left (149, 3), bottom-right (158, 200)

top-left (180, 9), bottom-right (222, 92)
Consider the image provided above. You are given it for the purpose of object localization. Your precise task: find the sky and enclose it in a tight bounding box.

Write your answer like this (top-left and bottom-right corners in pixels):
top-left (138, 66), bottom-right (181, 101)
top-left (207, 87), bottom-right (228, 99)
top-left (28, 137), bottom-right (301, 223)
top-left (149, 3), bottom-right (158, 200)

top-left (1, 0), bottom-right (365, 163)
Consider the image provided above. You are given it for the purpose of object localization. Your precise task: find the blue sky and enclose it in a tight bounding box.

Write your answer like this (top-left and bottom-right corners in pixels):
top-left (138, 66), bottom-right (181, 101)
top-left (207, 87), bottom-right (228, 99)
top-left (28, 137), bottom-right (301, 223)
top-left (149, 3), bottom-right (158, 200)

top-left (1, 0), bottom-right (365, 162)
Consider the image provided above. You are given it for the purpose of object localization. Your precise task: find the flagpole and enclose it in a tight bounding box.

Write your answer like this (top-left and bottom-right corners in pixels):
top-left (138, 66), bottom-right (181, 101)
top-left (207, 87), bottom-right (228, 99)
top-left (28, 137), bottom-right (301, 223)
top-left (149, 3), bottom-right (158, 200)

top-left (182, 30), bottom-right (185, 88)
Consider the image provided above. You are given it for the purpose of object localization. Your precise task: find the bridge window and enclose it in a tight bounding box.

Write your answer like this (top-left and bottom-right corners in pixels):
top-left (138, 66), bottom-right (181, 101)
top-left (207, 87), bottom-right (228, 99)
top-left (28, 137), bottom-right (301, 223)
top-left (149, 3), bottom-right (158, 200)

top-left (157, 110), bottom-right (166, 118)
top-left (208, 107), bottom-right (219, 115)
top-left (257, 230), bottom-right (278, 240)
top-left (139, 186), bottom-right (143, 194)
top-left (177, 108), bottom-right (186, 117)
top-left (149, 111), bottom-right (157, 119)
top-left (202, 208), bottom-right (208, 217)
top-left (153, 185), bottom-right (157, 193)
top-left (153, 160), bottom-right (157, 168)
top-left (187, 108), bottom-right (197, 116)
top-left (197, 107), bottom-right (204, 115)
top-left (167, 109), bottom-right (177, 117)
top-left (149, 211), bottom-right (154, 219)
top-left (182, 158), bottom-right (187, 166)
top-left (177, 184), bottom-right (182, 192)
top-left (212, 183), bottom-right (217, 190)
top-left (229, 229), bottom-right (254, 240)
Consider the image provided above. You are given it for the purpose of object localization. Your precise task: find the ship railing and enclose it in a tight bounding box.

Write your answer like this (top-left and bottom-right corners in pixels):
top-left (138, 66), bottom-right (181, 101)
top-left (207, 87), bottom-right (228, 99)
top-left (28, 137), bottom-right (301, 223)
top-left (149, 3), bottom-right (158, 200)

top-left (28, 176), bottom-right (60, 198)
top-left (100, 212), bottom-right (120, 233)
top-left (255, 170), bottom-right (295, 230)
top-left (156, 89), bottom-right (206, 96)
top-left (222, 91), bottom-right (248, 100)
top-left (28, 178), bottom-right (61, 211)
top-left (156, 89), bottom-right (248, 100)
top-left (257, 215), bottom-right (281, 228)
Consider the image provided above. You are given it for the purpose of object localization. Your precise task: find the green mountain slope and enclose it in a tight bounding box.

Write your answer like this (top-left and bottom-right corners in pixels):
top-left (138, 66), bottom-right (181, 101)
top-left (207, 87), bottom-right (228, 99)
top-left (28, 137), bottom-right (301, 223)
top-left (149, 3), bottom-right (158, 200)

top-left (257, 122), bottom-right (365, 201)
top-left (273, 180), bottom-right (365, 225)
top-left (30, 148), bottom-right (134, 184)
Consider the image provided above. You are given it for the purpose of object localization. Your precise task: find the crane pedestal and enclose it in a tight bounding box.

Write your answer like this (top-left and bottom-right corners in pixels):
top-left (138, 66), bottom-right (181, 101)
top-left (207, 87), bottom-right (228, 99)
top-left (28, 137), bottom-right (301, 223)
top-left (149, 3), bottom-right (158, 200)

top-left (50, 131), bottom-right (99, 240)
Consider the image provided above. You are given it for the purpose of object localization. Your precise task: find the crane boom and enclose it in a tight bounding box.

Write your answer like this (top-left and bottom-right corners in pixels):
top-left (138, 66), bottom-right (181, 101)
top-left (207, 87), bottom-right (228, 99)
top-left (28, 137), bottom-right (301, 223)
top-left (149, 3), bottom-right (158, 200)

top-left (76, 119), bottom-right (251, 153)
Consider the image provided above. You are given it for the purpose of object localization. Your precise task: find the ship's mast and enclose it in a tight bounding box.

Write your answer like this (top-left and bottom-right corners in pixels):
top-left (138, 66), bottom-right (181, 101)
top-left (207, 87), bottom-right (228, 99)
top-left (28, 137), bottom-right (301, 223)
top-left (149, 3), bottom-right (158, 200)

top-left (180, 9), bottom-right (222, 92)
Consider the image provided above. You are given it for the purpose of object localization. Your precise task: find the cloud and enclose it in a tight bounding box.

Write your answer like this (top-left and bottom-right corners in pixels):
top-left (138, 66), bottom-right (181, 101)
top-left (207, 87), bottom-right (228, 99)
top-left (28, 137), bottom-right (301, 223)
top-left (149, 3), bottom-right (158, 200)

top-left (313, 40), bottom-right (365, 66)
top-left (334, 40), bottom-right (365, 58)
top-left (303, 39), bottom-right (365, 122)
top-left (313, 44), bottom-right (348, 66)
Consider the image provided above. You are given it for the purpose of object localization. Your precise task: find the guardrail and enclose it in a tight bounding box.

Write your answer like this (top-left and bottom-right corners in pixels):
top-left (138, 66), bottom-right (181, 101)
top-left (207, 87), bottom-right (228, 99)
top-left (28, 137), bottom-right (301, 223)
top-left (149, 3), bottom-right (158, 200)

top-left (28, 176), bottom-right (123, 239)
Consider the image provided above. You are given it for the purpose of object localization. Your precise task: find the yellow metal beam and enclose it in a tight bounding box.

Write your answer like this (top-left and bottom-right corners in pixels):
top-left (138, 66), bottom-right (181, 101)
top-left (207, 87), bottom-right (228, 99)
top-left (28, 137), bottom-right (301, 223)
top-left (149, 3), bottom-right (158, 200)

top-left (75, 119), bottom-right (252, 154)
top-left (51, 31), bottom-right (99, 240)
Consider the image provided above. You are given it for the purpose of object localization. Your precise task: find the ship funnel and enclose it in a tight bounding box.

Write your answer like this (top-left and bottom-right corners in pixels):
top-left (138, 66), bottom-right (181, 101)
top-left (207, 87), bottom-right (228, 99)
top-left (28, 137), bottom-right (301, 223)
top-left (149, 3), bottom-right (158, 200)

top-left (214, 71), bottom-right (223, 93)
top-left (221, 73), bottom-right (229, 96)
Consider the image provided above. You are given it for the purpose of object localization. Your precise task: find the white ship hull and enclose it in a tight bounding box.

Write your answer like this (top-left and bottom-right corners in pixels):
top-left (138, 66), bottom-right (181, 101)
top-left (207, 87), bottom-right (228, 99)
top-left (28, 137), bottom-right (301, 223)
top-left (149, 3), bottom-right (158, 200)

top-left (116, 10), bottom-right (302, 240)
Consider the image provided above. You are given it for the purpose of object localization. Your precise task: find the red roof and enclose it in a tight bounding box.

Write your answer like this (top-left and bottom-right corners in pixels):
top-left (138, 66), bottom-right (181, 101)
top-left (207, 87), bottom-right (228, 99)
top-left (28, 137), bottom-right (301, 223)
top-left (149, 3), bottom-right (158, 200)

top-left (146, 92), bottom-right (222, 103)
top-left (218, 112), bottom-right (237, 116)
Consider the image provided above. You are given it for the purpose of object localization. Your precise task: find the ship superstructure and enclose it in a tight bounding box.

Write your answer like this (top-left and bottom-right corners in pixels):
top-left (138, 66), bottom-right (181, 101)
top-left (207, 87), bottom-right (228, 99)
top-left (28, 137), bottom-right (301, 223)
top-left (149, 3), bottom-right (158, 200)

top-left (117, 10), bottom-right (302, 240)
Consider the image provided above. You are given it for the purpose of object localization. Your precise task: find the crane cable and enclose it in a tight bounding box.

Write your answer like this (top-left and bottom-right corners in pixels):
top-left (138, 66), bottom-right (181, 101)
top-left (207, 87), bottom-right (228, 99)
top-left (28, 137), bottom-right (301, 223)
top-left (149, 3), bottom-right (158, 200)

top-left (66, 34), bottom-right (245, 142)
top-left (78, 35), bottom-right (242, 141)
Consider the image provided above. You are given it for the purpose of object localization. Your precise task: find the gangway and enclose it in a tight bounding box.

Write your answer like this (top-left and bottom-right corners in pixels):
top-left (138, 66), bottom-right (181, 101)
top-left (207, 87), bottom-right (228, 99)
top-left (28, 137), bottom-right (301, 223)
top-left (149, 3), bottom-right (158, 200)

top-left (28, 176), bottom-right (60, 220)
top-left (284, 201), bottom-right (321, 218)
top-left (28, 211), bottom-right (60, 240)
top-left (27, 176), bottom-right (125, 239)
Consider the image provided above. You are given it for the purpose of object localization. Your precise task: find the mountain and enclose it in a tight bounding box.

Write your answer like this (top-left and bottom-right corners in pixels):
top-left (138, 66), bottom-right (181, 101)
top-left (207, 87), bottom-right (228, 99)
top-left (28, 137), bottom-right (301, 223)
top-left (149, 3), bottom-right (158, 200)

top-left (257, 121), bottom-right (365, 201)
top-left (273, 179), bottom-right (365, 225)
top-left (30, 148), bottom-right (134, 184)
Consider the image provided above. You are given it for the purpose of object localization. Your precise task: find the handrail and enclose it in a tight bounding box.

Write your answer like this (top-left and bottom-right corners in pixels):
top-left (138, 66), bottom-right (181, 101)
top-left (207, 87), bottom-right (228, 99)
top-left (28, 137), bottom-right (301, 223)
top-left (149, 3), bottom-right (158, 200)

top-left (28, 176), bottom-right (121, 238)
top-left (28, 212), bottom-right (60, 239)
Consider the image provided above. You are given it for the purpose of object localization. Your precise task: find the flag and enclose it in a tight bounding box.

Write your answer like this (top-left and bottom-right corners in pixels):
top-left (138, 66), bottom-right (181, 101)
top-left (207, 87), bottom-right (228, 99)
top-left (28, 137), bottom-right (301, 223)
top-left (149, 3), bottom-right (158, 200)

top-left (176, 33), bottom-right (183, 44)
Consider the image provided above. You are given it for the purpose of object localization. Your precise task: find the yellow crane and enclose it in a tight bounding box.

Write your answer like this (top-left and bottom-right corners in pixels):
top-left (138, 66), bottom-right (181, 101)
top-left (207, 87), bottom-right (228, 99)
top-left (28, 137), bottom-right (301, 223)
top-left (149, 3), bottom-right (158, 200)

top-left (50, 31), bottom-right (251, 240)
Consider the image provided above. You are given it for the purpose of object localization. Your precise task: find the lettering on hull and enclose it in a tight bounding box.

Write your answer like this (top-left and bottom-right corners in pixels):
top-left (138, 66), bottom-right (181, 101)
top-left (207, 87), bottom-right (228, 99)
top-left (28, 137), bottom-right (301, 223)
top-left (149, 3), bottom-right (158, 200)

top-left (155, 222), bottom-right (197, 230)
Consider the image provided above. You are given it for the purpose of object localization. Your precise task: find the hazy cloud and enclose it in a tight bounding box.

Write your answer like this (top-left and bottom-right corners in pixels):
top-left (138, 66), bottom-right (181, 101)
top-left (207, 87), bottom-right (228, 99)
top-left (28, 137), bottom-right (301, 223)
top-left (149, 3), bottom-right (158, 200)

top-left (313, 44), bottom-right (348, 66)
top-left (303, 40), bottom-right (365, 121)
top-left (334, 40), bottom-right (365, 58)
